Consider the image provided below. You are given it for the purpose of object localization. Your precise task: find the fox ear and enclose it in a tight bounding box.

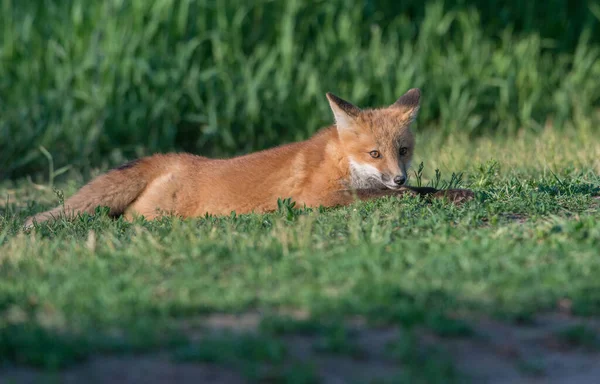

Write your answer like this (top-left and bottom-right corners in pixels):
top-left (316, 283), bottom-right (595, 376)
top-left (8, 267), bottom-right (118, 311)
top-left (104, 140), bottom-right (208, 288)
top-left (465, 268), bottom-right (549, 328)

top-left (392, 88), bottom-right (421, 121)
top-left (326, 92), bottom-right (361, 131)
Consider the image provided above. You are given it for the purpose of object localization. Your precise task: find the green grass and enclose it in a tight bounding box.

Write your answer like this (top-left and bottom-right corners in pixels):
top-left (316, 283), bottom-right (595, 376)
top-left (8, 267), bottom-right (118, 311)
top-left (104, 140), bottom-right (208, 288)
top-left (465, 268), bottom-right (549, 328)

top-left (173, 333), bottom-right (287, 365)
top-left (2, 0), bottom-right (600, 178)
top-left (386, 331), bottom-right (461, 383)
top-left (554, 324), bottom-right (600, 351)
top-left (1, 127), bottom-right (599, 381)
top-left (2, 1), bottom-right (600, 380)
top-left (172, 332), bottom-right (322, 383)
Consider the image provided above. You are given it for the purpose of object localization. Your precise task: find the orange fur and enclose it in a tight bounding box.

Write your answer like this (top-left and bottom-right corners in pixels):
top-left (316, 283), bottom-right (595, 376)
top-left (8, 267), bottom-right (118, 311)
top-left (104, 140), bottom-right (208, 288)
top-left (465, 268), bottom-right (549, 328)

top-left (24, 89), bottom-right (473, 228)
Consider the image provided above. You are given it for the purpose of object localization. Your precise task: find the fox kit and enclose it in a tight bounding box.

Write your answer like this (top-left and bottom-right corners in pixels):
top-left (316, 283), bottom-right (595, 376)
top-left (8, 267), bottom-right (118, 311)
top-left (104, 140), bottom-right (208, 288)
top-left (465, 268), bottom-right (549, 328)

top-left (24, 88), bottom-right (473, 228)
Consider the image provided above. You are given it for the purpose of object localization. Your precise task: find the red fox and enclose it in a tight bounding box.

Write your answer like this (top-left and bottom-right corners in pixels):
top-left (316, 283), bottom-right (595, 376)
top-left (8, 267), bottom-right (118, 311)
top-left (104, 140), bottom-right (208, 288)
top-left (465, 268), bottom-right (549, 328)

top-left (24, 88), bottom-right (473, 228)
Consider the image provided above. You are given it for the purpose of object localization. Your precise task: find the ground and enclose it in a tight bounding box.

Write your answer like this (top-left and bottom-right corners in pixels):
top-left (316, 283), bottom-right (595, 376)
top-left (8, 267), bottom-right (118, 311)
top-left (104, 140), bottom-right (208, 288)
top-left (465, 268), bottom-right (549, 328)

top-left (1, 128), bottom-right (600, 383)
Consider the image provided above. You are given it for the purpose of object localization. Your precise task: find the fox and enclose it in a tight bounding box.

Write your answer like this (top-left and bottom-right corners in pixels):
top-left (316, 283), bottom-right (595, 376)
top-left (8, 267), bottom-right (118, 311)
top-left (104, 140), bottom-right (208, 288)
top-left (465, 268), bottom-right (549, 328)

top-left (24, 88), bottom-right (473, 228)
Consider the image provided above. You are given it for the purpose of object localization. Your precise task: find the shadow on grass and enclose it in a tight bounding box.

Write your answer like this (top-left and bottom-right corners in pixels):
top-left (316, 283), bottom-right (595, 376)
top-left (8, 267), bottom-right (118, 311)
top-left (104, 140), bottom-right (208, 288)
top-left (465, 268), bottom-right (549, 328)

top-left (3, 275), bottom-right (600, 384)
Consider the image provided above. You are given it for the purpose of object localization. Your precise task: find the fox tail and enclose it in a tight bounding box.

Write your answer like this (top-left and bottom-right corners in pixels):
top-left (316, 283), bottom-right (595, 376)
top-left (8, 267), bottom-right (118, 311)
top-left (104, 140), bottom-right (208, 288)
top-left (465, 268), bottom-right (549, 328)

top-left (24, 158), bottom-right (158, 229)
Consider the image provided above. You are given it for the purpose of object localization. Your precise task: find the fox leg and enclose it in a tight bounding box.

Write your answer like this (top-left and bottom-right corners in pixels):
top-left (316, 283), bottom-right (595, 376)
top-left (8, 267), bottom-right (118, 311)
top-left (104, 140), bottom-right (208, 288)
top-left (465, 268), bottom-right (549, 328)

top-left (124, 172), bottom-right (181, 220)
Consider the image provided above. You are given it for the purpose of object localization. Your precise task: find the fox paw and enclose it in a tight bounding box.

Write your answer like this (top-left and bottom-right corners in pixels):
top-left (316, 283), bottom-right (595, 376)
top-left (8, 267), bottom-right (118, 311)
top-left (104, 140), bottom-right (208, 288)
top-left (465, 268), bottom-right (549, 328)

top-left (432, 188), bottom-right (475, 204)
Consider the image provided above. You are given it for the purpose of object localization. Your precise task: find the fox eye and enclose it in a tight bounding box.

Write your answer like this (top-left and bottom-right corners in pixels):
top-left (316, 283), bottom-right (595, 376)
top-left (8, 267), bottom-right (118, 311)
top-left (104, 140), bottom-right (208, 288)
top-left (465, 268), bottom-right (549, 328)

top-left (369, 150), bottom-right (381, 159)
top-left (399, 147), bottom-right (408, 156)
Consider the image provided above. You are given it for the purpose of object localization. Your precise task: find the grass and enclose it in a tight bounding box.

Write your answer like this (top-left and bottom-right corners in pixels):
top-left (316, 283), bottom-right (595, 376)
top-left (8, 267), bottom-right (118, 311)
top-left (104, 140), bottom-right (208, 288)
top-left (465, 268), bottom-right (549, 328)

top-left (386, 331), bottom-right (461, 383)
top-left (554, 324), bottom-right (600, 351)
top-left (1, 126), bottom-right (599, 381)
top-left (2, 0), bottom-right (600, 178)
top-left (2, 1), bottom-right (600, 380)
top-left (173, 333), bottom-right (287, 365)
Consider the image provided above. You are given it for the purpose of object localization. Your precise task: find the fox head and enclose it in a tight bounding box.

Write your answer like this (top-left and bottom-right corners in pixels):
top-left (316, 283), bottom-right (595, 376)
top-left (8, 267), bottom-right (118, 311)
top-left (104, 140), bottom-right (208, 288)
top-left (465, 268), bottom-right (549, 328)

top-left (326, 88), bottom-right (420, 190)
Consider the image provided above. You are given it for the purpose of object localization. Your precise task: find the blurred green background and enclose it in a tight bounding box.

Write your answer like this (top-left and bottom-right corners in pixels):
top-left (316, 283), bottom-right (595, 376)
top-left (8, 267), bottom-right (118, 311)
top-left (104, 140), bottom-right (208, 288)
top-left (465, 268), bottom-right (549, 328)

top-left (1, 0), bottom-right (599, 179)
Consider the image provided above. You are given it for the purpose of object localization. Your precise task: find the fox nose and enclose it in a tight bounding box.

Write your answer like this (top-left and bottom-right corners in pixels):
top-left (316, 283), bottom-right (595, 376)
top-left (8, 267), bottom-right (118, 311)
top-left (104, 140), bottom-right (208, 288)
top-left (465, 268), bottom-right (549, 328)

top-left (393, 175), bottom-right (406, 186)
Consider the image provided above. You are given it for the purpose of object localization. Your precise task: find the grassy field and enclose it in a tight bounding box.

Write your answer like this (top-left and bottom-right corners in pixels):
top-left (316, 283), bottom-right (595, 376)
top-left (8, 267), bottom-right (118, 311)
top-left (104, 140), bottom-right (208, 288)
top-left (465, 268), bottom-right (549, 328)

top-left (2, 0), bottom-right (600, 179)
top-left (1, 127), bottom-right (599, 383)
top-left (2, 0), bottom-right (600, 382)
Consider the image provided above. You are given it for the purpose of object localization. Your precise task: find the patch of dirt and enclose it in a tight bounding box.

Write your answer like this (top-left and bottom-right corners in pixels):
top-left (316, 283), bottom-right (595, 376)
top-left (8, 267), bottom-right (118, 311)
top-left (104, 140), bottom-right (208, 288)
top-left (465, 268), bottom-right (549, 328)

top-left (3, 312), bottom-right (600, 384)
top-left (441, 313), bottom-right (600, 384)
top-left (283, 327), bottom-right (402, 383)
top-left (480, 213), bottom-right (528, 227)
top-left (0, 355), bottom-right (246, 384)
top-left (502, 213), bottom-right (528, 224)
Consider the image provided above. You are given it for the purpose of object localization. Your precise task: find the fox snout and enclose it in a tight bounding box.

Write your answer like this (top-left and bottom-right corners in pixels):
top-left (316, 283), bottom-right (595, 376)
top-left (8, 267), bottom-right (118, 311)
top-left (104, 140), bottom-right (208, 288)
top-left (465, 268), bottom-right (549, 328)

top-left (393, 175), bottom-right (406, 185)
top-left (381, 173), bottom-right (407, 189)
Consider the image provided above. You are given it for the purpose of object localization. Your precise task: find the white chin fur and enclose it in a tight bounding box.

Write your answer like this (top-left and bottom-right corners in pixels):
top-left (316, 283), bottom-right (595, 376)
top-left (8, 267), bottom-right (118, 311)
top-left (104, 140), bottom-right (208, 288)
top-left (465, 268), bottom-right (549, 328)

top-left (348, 158), bottom-right (384, 189)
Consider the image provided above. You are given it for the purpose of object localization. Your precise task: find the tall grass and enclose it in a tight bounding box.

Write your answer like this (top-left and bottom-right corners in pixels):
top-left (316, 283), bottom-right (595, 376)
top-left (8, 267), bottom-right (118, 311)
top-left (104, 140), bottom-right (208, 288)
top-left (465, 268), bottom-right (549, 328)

top-left (1, 0), bottom-right (599, 179)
